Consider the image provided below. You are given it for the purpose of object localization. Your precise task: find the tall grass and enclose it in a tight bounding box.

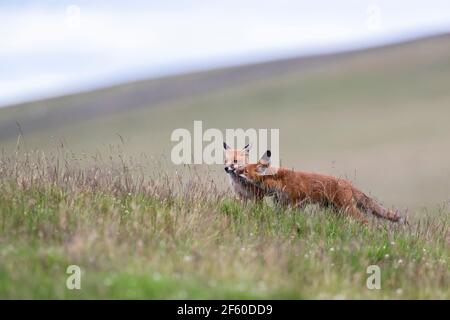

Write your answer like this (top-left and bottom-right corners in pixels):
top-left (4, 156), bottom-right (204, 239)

top-left (0, 145), bottom-right (448, 299)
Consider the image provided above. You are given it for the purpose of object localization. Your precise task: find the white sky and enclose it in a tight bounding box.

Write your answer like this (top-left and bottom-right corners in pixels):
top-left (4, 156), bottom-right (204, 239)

top-left (1, 0), bottom-right (450, 107)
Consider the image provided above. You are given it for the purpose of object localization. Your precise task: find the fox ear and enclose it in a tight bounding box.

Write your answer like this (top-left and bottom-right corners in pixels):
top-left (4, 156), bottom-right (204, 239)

top-left (259, 150), bottom-right (271, 166)
top-left (256, 165), bottom-right (278, 176)
top-left (223, 142), bottom-right (230, 150)
top-left (243, 144), bottom-right (251, 153)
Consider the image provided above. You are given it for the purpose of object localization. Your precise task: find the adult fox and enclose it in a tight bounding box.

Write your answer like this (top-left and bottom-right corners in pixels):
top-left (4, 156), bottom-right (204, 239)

top-left (235, 150), bottom-right (404, 224)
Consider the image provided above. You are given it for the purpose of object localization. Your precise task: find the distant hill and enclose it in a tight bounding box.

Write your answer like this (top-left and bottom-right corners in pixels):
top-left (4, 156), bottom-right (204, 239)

top-left (1, 34), bottom-right (450, 209)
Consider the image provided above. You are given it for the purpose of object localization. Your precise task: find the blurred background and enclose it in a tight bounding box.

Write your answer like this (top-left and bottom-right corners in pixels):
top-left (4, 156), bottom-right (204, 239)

top-left (1, 0), bottom-right (450, 210)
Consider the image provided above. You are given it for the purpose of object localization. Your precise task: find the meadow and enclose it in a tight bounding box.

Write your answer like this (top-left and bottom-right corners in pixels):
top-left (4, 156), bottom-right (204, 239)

top-left (0, 148), bottom-right (448, 299)
top-left (0, 35), bottom-right (449, 299)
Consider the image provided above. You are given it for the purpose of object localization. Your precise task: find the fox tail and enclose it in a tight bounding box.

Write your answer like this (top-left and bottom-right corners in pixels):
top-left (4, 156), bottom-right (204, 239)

top-left (354, 189), bottom-right (405, 223)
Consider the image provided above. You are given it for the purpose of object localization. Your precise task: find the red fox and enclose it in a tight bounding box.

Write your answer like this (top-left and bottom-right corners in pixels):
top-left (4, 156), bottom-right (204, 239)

top-left (236, 150), bottom-right (404, 224)
top-left (223, 142), bottom-right (264, 201)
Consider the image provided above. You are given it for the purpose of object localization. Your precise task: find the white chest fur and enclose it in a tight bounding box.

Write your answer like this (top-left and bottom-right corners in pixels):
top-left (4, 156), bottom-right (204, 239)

top-left (227, 173), bottom-right (256, 200)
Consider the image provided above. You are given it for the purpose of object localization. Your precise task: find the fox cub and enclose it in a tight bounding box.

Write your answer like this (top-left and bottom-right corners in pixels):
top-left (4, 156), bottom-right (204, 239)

top-left (236, 150), bottom-right (404, 224)
top-left (223, 142), bottom-right (264, 201)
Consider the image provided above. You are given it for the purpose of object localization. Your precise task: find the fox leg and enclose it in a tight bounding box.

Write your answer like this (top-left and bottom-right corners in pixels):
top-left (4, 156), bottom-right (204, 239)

top-left (233, 181), bottom-right (264, 203)
top-left (344, 204), bottom-right (369, 224)
top-left (332, 189), bottom-right (369, 224)
top-left (251, 186), bottom-right (265, 202)
top-left (251, 193), bottom-right (264, 203)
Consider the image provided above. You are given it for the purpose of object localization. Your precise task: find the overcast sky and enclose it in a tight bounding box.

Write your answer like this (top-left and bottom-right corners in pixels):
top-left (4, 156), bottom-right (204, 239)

top-left (1, 0), bottom-right (450, 107)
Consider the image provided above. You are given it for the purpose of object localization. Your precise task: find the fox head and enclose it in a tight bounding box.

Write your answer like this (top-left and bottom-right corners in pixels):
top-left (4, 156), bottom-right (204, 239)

top-left (236, 150), bottom-right (279, 181)
top-left (223, 142), bottom-right (251, 174)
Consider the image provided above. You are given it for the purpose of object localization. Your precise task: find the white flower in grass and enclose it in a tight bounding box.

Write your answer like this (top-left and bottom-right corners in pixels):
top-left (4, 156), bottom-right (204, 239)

top-left (153, 273), bottom-right (161, 281)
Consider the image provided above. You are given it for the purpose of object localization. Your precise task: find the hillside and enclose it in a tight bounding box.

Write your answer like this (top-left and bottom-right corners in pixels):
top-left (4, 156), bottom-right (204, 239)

top-left (1, 34), bottom-right (450, 209)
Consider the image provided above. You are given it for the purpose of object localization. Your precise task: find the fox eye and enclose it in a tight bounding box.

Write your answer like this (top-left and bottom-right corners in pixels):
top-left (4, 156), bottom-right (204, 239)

top-left (233, 160), bottom-right (238, 164)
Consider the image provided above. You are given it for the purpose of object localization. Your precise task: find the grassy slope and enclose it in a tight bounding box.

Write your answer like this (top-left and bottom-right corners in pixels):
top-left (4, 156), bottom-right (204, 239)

top-left (2, 36), bottom-right (450, 210)
top-left (0, 152), bottom-right (448, 299)
top-left (0, 36), bottom-right (449, 299)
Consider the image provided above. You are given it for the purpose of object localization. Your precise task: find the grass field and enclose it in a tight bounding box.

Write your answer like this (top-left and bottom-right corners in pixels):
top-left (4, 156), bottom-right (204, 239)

top-left (0, 150), bottom-right (448, 299)
top-left (0, 35), bottom-right (449, 299)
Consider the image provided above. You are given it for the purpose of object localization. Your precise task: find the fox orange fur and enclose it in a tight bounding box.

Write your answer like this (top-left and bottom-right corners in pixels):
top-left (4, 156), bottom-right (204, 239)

top-left (236, 150), bottom-right (404, 224)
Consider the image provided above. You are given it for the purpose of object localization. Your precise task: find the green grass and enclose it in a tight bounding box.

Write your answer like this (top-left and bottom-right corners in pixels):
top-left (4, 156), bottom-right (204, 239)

top-left (1, 35), bottom-right (450, 299)
top-left (0, 150), bottom-right (448, 299)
